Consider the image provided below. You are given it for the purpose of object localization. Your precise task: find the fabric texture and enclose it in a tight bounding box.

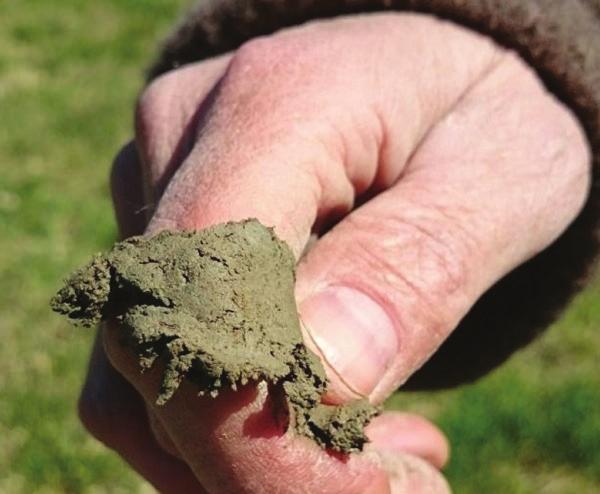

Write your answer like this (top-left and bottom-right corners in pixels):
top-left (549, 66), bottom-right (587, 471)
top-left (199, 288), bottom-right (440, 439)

top-left (145, 0), bottom-right (600, 389)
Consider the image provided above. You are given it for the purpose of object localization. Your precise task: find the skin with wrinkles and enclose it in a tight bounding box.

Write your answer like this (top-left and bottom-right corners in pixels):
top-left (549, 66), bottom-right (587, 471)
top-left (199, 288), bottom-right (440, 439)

top-left (51, 219), bottom-right (378, 452)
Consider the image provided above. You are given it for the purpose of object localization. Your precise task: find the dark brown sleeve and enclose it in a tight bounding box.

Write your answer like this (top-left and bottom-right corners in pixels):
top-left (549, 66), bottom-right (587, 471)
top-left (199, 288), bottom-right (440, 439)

top-left (146, 0), bottom-right (600, 389)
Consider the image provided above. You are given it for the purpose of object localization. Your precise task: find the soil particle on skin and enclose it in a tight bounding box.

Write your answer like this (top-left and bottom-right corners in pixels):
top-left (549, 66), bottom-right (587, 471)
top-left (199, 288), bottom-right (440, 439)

top-left (51, 219), bottom-right (378, 452)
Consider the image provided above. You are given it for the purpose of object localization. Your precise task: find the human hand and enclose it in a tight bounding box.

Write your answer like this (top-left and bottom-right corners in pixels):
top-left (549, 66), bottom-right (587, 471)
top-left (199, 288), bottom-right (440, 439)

top-left (79, 13), bottom-right (590, 493)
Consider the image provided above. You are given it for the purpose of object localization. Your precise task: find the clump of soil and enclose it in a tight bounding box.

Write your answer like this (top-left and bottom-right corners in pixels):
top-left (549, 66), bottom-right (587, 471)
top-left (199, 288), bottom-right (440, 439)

top-left (51, 220), bottom-right (378, 452)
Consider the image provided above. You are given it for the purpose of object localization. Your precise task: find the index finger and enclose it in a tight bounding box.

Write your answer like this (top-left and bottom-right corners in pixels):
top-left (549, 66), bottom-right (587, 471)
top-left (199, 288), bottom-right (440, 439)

top-left (103, 320), bottom-right (449, 494)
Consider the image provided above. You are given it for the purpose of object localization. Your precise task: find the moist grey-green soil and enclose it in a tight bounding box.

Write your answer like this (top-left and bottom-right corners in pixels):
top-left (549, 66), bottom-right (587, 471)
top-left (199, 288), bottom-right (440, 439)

top-left (51, 220), bottom-right (378, 452)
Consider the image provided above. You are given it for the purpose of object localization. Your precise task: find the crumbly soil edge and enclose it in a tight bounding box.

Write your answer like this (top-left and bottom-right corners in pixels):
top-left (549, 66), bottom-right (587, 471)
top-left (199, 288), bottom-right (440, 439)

top-left (51, 219), bottom-right (378, 452)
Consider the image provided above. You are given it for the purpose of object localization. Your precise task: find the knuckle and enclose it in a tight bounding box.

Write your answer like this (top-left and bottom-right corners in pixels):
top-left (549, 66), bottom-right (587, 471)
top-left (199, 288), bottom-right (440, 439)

top-left (110, 141), bottom-right (148, 237)
top-left (78, 380), bottom-right (148, 456)
top-left (230, 36), bottom-right (290, 76)
top-left (109, 141), bottom-right (137, 193)
top-left (134, 76), bottom-right (161, 129)
top-left (231, 36), bottom-right (273, 67)
top-left (134, 76), bottom-right (168, 142)
top-left (495, 54), bottom-right (592, 225)
top-left (346, 211), bottom-right (473, 328)
top-left (498, 54), bottom-right (591, 179)
top-left (77, 389), bottom-right (119, 447)
top-left (77, 336), bottom-right (144, 452)
top-left (147, 410), bottom-right (181, 458)
top-left (134, 69), bottom-right (189, 172)
top-left (135, 71), bottom-right (175, 127)
top-left (226, 34), bottom-right (314, 96)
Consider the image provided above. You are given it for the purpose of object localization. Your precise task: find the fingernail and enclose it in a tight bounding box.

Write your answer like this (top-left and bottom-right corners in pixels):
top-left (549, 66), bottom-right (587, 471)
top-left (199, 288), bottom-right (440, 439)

top-left (299, 286), bottom-right (398, 399)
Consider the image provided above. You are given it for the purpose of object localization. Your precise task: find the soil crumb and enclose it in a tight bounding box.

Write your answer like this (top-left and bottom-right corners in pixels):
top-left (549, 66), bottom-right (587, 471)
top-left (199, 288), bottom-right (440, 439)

top-left (51, 220), bottom-right (378, 452)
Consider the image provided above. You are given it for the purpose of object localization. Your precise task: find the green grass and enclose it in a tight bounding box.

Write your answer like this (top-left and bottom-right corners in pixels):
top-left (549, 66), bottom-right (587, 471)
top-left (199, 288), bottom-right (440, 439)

top-left (390, 278), bottom-right (600, 494)
top-left (1, 1), bottom-right (598, 492)
top-left (0, 1), bottom-right (188, 491)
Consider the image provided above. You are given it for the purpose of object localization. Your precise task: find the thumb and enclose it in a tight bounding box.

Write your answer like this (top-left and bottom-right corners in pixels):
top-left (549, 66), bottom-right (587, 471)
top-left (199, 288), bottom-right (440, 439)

top-left (295, 183), bottom-right (483, 405)
top-left (296, 56), bottom-right (589, 405)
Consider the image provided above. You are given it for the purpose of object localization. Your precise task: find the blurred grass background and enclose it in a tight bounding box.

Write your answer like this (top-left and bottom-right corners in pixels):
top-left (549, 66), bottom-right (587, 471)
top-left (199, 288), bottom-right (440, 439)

top-left (0, 0), bottom-right (598, 492)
